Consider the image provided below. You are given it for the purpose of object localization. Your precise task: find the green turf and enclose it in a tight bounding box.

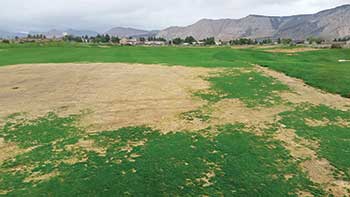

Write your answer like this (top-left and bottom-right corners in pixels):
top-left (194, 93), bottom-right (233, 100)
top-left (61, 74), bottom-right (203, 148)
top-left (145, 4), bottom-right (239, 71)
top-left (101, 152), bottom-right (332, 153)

top-left (0, 113), bottom-right (323, 196)
top-left (1, 43), bottom-right (349, 97)
top-left (196, 69), bottom-right (289, 107)
top-left (279, 104), bottom-right (350, 180)
top-left (0, 43), bottom-right (253, 68)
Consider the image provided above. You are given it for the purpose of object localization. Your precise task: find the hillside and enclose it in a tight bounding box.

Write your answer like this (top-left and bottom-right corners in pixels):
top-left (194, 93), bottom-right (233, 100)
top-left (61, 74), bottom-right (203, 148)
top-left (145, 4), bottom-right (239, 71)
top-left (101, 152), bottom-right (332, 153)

top-left (105, 27), bottom-right (158, 38)
top-left (157, 4), bottom-right (350, 40)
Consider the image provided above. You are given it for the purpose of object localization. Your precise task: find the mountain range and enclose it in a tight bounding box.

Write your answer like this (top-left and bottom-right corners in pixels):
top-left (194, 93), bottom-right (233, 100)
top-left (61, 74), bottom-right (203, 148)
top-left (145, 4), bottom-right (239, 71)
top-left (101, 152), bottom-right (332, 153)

top-left (1, 4), bottom-right (350, 40)
top-left (157, 4), bottom-right (350, 41)
top-left (105, 27), bottom-right (158, 38)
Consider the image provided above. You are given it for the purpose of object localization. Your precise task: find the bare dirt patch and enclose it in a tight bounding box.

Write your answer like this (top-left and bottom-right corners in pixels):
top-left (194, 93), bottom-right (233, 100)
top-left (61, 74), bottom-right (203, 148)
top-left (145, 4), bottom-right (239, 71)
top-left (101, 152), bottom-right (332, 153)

top-left (0, 63), bottom-right (216, 132)
top-left (255, 65), bottom-right (350, 110)
top-left (264, 48), bottom-right (319, 53)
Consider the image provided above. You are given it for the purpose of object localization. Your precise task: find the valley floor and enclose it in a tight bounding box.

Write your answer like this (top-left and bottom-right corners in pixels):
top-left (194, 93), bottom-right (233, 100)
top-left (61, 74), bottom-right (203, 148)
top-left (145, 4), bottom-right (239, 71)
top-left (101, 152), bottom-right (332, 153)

top-left (1, 62), bottom-right (350, 196)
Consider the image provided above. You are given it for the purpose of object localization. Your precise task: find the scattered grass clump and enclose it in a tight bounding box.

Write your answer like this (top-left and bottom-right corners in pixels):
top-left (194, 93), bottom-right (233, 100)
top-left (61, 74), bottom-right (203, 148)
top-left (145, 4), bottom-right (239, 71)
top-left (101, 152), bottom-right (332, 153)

top-left (0, 113), bottom-right (323, 196)
top-left (197, 70), bottom-right (289, 107)
top-left (279, 104), bottom-right (350, 179)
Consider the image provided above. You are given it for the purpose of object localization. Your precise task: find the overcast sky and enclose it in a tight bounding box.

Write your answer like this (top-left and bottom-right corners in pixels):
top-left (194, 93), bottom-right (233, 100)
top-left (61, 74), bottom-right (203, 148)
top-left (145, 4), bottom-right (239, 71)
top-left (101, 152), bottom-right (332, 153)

top-left (1, 0), bottom-right (349, 32)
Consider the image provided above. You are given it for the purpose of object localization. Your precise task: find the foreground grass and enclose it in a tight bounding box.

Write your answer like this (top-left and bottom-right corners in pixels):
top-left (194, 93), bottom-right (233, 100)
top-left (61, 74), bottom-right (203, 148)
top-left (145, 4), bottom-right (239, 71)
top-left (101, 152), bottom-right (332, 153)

top-left (0, 113), bottom-right (323, 196)
top-left (0, 43), bottom-right (349, 97)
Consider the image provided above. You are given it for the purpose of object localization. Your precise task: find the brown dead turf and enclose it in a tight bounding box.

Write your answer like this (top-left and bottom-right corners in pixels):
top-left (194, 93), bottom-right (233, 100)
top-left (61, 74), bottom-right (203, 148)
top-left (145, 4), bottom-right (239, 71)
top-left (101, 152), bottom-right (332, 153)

top-left (0, 63), bottom-right (218, 132)
top-left (264, 48), bottom-right (320, 53)
top-left (0, 138), bottom-right (22, 165)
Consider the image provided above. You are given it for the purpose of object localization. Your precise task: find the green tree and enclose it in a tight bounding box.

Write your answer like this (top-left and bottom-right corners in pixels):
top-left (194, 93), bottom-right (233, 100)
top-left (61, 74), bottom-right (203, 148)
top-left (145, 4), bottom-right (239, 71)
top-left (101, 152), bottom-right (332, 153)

top-left (202, 37), bottom-right (216, 45)
top-left (111, 36), bottom-right (120, 44)
top-left (172, 38), bottom-right (183, 45)
top-left (281, 38), bottom-right (292, 45)
top-left (307, 37), bottom-right (323, 44)
top-left (184, 36), bottom-right (196, 44)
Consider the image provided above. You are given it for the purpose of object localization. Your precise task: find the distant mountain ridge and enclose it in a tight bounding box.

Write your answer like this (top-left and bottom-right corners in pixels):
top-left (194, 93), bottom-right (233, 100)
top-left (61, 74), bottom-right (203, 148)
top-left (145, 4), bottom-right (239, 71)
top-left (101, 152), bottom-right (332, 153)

top-left (29, 29), bottom-right (99, 38)
top-left (0, 30), bottom-right (27, 39)
top-left (105, 27), bottom-right (159, 38)
top-left (0, 27), bottom-right (157, 39)
top-left (157, 4), bottom-right (350, 41)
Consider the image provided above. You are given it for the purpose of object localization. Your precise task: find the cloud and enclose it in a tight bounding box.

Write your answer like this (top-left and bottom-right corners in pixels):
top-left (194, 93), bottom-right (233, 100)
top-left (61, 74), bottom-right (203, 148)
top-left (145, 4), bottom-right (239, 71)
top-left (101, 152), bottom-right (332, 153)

top-left (0, 0), bottom-right (349, 32)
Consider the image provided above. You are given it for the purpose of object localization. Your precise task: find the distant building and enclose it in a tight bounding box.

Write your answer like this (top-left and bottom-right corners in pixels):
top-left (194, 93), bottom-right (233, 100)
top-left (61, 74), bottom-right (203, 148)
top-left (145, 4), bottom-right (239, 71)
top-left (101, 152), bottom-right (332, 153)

top-left (144, 41), bottom-right (166, 46)
top-left (197, 41), bottom-right (205, 46)
top-left (215, 40), bottom-right (222, 46)
top-left (120, 38), bottom-right (139, 45)
top-left (345, 40), bottom-right (350, 48)
top-left (294, 40), bottom-right (305, 45)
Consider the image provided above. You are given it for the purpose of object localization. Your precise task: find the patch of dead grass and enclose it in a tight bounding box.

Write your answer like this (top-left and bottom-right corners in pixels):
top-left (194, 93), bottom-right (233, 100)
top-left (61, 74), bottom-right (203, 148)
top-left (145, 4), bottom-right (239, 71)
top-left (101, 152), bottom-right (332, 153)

top-left (304, 117), bottom-right (350, 128)
top-left (66, 139), bottom-right (106, 156)
top-left (24, 170), bottom-right (59, 183)
top-left (265, 48), bottom-right (319, 53)
top-left (255, 65), bottom-right (350, 110)
top-left (274, 127), bottom-right (350, 197)
top-left (0, 63), bottom-right (217, 132)
top-left (211, 99), bottom-right (289, 126)
top-left (0, 138), bottom-right (23, 165)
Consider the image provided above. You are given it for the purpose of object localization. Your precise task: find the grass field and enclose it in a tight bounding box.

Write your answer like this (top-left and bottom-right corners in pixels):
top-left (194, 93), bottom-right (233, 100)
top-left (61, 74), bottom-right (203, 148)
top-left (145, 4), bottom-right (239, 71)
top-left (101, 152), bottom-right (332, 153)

top-left (1, 43), bottom-right (350, 196)
top-left (0, 43), bottom-right (350, 97)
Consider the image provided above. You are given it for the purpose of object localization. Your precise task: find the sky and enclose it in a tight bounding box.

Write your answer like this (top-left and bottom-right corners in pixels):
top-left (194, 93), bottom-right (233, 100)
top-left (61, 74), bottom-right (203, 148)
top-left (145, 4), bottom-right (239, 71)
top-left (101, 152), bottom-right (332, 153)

top-left (1, 0), bottom-right (349, 32)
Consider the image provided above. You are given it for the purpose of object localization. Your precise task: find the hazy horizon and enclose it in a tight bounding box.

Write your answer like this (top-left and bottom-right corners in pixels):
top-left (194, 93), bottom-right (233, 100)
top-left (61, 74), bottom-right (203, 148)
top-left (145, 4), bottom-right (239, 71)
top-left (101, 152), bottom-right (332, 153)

top-left (1, 0), bottom-right (350, 32)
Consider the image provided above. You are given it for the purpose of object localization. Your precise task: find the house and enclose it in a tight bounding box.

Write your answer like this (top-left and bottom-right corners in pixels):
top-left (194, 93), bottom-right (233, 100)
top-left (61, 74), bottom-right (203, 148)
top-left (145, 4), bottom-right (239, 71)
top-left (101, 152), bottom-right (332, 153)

top-left (144, 40), bottom-right (166, 46)
top-left (120, 38), bottom-right (139, 45)
top-left (346, 40), bottom-right (350, 47)
top-left (215, 40), bottom-right (222, 46)
top-left (197, 41), bottom-right (205, 46)
top-left (294, 40), bottom-right (305, 45)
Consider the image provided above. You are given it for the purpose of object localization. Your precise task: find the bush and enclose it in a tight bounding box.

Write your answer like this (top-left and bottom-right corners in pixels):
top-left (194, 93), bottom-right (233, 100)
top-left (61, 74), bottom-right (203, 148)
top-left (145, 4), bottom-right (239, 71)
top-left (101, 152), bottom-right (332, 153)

top-left (331, 44), bottom-right (342, 49)
top-left (2, 39), bottom-right (10, 44)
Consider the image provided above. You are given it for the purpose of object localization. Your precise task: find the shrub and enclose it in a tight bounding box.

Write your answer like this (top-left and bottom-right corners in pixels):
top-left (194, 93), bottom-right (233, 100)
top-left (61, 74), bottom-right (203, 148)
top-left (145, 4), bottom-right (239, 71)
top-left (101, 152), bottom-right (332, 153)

top-left (331, 44), bottom-right (342, 49)
top-left (2, 39), bottom-right (10, 44)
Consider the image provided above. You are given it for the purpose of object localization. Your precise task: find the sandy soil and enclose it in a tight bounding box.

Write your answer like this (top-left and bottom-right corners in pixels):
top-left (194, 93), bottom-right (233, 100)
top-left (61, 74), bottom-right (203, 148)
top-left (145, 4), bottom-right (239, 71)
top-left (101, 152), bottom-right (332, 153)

top-left (0, 63), bottom-right (216, 132)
